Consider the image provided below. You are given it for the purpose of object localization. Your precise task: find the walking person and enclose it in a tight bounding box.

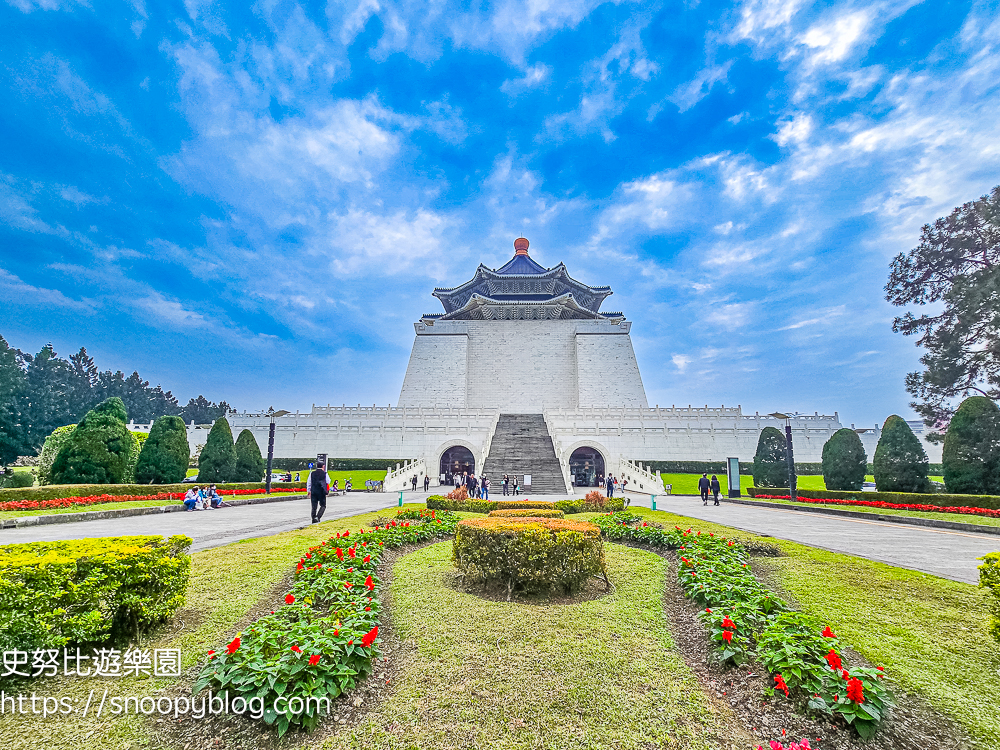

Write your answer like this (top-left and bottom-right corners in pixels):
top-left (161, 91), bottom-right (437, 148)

top-left (502, 474), bottom-right (509, 496)
top-left (482, 475), bottom-right (490, 500)
top-left (605, 473), bottom-right (614, 499)
top-left (698, 473), bottom-right (710, 506)
top-left (423, 474), bottom-right (430, 491)
top-left (307, 463), bottom-right (329, 524)
top-left (411, 474), bottom-right (418, 491)
top-left (710, 475), bottom-right (721, 506)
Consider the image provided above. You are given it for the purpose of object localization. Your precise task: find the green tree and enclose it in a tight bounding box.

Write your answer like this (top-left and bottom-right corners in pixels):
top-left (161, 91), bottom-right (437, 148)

top-left (942, 396), bottom-right (1000, 495)
top-left (134, 416), bottom-right (191, 484)
top-left (198, 417), bottom-right (237, 483)
top-left (123, 431), bottom-right (148, 483)
top-left (0, 336), bottom-right (28, 465)
top-left (49, 397), bottom-right (135, 485)
top-left (886, 185), bottom-right (1000, 438)
top-left (234, 429), bottom-right (265, 482)
top-left (753, 427), bottom-right (788, 488)
top-left (873, 415), bottom-right (930, 493)
top-left (821, 428), bottom-right (867, 491)
top-left (180, 396), bottom-right (231, 424)
top-left (37, 424), bottom-right (76, 485)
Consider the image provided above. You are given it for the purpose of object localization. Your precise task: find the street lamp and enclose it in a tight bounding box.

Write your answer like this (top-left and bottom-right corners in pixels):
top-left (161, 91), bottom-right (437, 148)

top-left (768, 412), bottom-right (797, 502)
top-left (265, 408), bottom-right (291, 494)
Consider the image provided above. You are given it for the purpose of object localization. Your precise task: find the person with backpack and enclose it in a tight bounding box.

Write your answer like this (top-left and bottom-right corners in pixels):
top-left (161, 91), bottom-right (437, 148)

top-left (698, 473), bottom-right (711, 505)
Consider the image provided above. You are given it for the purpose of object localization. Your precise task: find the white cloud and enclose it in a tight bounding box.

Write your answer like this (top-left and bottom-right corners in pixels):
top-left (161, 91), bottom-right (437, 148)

top-left (670, 62), bottom-right (732, 112)
top-left (799, 10), bottom-right (872, 65)
top-left (501, 63), bottom-right (551, 95)
top-left (0, 267), bottom-right (93, 311)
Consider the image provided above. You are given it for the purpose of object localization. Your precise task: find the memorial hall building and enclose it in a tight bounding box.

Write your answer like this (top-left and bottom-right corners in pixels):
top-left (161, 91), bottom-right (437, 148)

top-left (229, 238), bottom-right (911, 493)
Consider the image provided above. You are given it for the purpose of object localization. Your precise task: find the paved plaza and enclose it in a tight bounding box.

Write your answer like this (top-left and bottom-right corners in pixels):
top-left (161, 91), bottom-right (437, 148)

top-left (2, 490), bottom-right (996, 583)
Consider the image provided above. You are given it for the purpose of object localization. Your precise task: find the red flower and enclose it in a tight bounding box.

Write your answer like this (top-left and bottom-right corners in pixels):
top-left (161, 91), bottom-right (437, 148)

top-left (363, 555), bottom-right (371, 563)
top-left (721, 616), bottom-right (736, 629)
top-left (343, 531), bottom-right (350, 538)
top-left (822, 626), bottom-right (836, 638)
top-left (774, 674), bottom-right (789, 697)
top-left (308, 654), bottom-right (321, 666)
top-left (722, 630), bottom-right (733, 643)
top-left (344, 582), bottom-right (353, 589)
top-left (335, 548), bottom-right (344, 561)
top-left (362, 625), bottom-right (379, 648)
top-left (365, 575), bottom-right (374, 590)
top-left (207, 650), bottom-right (216, 659)
top-left (846, 677), bottom-right (865, 703)
top-left (334, 629), bottom-right (339, 636)
top-left (296, 560), bottom-right (304, 571)
top-left (285, 593), bottom-right (295, 605)
top-left (347, 567), bottom-right (354, 573)
top-left (824, 649), bottom-right (842, 671)
top-left (348, 547), bottom-right (357, 558)
top-left (291, 645), bottom-right (302, 653)
top-left (226, 636), bottom-right (241, 654)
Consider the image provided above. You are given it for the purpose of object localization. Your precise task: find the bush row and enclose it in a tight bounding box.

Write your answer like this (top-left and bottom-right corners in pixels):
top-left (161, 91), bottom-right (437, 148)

top-left (980, 553), bottom-right (1000, 644)
top-left (0, 535), bottom-right (192, 655)
top-left (749, 493), bottom-right (1000, 519)
top-left (747, 486), bottom-right (1000, 510)
top-left (645, 461), bottom-right (943, 476)
top-left (195, 509), bottom-right (459, 736)
top-left (425, 495), bottom-right (626, 514)
top-left (0, 481), bottom-right (307, 505)
top-left (488, 508), bottom-right (565, 518)
top-left (267, 458), bottom-right (407, 471)
top-left (591, 513), bottom-right (892, 739)
top-left (453, 517), bottom-right (605, 595)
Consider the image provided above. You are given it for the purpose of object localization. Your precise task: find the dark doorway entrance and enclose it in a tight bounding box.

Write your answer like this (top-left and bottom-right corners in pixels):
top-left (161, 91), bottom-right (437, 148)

top-left (569, 447), bottom-right (605, 488)
top-left (440, 445), bottom-right (475, 486)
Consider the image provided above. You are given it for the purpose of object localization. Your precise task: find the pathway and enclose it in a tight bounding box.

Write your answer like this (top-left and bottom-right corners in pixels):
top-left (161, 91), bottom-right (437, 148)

top-left (636, 494), bottom-right (997, 585)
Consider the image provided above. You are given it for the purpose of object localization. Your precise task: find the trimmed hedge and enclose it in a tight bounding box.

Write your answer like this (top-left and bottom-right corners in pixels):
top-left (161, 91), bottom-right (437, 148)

top-left (0, 480), bottom-right (307, 505)
top-left (746, 486), bottom-right (1000, 511)
top-left (267, 458), bottom-right (407, 471)
top-left (488, 508), bottom-right (565, 518)
top-left (0, 535), bottom-right (192, 654)
top-left (980, 553), bottom-right (1000, 644)
top-left (453, 517), bottom-right (606, 595)
top-left (554, 497), bottom-right (626, 514)
top-left (425, 495), bottom-right (626, 514)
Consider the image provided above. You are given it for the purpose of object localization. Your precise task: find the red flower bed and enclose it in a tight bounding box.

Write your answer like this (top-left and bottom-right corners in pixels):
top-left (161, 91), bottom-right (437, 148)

top-left (0, 486), bottom-right (301, 513)
top-left (753, 494), bottom-right (1000, 519)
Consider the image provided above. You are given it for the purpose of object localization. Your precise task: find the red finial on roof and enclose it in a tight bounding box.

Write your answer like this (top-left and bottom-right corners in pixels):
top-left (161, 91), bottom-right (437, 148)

top-left (514, 237), bottom-right (529, 255)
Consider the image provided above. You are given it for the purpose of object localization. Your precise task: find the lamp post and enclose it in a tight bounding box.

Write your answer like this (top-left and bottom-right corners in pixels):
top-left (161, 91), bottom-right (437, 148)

top-left (264, 408), bottom-right (291, 494)
top-left (768, 412), bottom-right (797, 502)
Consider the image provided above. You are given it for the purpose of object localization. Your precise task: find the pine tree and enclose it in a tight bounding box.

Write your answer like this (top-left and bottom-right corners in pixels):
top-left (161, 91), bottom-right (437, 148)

top-left (234, 429), bottom-right (265, 482)
top-left (753, 427), bottom-right (788, 488)
top-left (873, 415), bottom-right (930, 493)
top-left (49, 397), bottom-right (135, 485)
top-left (821, 428), bottom-right (867, 491)
top-left (198, 417), bottom-right (237, 483)
top-left (942, 396), bottom-right (1000, 495)
top-left (134, 416), bottom-right (191, 484)
top-left (0, 336), bottom-right (28, 465)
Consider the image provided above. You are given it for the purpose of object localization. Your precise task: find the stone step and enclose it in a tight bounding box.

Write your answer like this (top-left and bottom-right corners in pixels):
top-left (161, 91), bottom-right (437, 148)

top-left (482, 413), bottom-right (568, 495)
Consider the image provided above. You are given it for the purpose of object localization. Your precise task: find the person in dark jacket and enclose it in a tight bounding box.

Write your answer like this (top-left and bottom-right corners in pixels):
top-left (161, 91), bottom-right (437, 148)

top-left (307, 463), bottom-right (329, 524)
top-left (710, 475), bottom-right (721, 505)
top-left (606, 474), bottom-right (614, 499)
top-left (698, 473), bottom-right (710, 505)
top-left (423, 474), bottom-right (430, 491)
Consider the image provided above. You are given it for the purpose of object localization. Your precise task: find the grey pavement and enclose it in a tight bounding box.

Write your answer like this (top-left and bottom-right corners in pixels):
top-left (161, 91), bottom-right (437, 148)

top-left (0, 492), bottom-right (401, 552)
top-left (636, 493), bottom-right (998, 585)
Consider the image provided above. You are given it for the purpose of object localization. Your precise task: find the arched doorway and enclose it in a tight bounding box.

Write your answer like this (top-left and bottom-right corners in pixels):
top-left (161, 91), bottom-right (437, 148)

top-left (569, 447), bottom-right (605, 488)
top-left (440, 445), bottom-right (475, 487)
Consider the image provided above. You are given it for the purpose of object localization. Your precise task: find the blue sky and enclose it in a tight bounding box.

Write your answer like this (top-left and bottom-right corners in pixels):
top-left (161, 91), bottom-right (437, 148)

top-left (2, 0), bottom-right (999, 426)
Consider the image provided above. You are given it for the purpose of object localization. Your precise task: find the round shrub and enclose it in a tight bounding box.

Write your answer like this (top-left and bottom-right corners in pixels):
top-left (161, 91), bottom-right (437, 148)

top-left (50, 398), bottom-right (135, 485)
top-left (821, 428), bottom-right (867, 491)
top-left (488, 508), bottom-right (565, 518)
top-left (753, 426), bottom-right (788, 488)
top-left (135, 416), bottom-right (190, 485)
top-left (453, 517), bottom-right (605, 596)
top-left (874, 415), bottom-right (929, 493)
top-left (942, 396), bottom-right (1000, 495)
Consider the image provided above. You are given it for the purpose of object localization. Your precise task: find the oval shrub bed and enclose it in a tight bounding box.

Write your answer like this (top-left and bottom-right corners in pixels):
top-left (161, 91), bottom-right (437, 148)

top-left (453, 517), bottom-right (606, 597)
top-left (488, 508), bottom-right (565, 518)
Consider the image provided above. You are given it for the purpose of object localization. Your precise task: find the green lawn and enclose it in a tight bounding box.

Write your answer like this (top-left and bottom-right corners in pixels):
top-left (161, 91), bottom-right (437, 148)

top-left (4, 504), bottom-right (996, 749)
top-left (598, 507), bottom-right (1000, 748)
top-left (185, 467), bottom-right (387, 486)
top-left (661, 473), bottom-right (946, 494)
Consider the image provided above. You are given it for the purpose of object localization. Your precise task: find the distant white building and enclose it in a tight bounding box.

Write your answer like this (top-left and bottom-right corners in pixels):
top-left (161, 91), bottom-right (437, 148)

top-left (227, 238), bottom-right (941, 492)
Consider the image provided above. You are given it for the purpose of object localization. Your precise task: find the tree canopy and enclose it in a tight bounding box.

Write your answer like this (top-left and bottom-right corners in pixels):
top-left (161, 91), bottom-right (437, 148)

top-left (49, 397), bottom-right (135, 485)
top-left (198, 417), bottom-right (237, 483)
top-left (886, 185), bottom-right (1000, 438)
top-left (753, 427), bottom-right (788, 488)
top-left (942, 396), bottom-right (1000, 495)
top-left (135, 416), bottom-right (190, 485)
top-left (0, 333), bottom-right (232, 463)
top-left (872, 415), bottom-right (930, 493)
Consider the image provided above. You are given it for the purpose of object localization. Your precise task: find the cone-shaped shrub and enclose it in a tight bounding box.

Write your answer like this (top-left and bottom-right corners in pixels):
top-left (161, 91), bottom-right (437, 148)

top-left (753, 426), bottom-right (787, 487)
top-left (942, 396), bottom-right (1000, 495)
top-left (234, 429), bottom-right (265, 482)
top-left (873, 415), bottom-right (929, 493)
top-left (135, 416), bottom-right (191, 484)
top-left (821, 428), bottom-right (867, 491)
top-left (50, 398), bottom-right (135, 485)
top-left (198, 417), bottom-right (237, 484)
top-left (37, 424), bottom-right (76, 486)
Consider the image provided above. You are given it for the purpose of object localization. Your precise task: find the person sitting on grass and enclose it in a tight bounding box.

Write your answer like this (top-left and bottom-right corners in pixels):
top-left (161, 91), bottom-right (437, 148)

top-left (183, 487), bottom-right (200, 511)
top-left (345, 478), bottom-right (352, 492)
top-left (331, 479), bottom-right (339, 494)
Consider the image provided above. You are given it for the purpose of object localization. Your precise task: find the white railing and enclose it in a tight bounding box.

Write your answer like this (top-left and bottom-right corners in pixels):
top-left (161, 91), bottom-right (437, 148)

top-left (384, 459), bottom-right (426, 493)
top-left (542, 412), bottom-right (573, 494)
top-left (480, 411), bottom-right (502, 473)
top-left (617, 459), bottom-right (663, 496)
